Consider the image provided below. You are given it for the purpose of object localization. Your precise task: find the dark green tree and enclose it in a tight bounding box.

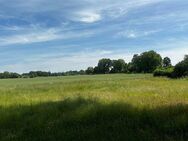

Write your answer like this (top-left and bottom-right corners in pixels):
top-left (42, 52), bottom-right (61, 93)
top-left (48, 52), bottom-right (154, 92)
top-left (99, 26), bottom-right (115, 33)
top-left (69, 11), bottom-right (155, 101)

top-left (86, 67), bottom-right (94, 74)
top-left (173, 55), bottom-right (188, 78)
top-left (97, 58), bottom-right (112, 74)
top-left (129, 54), bottom-right (142, 73)
top-left (79, 70), bottom-right (85, 75)
top-left (111, 59), bottom-right (127, 73)
top-left (163, 57), bottom-right (172, 67)
top-left (130, 51), bottom-right (162, 73)
top-left (93, 66), bottom-right (99, 74)
top-left (0, 71), bottom-right (21, 79)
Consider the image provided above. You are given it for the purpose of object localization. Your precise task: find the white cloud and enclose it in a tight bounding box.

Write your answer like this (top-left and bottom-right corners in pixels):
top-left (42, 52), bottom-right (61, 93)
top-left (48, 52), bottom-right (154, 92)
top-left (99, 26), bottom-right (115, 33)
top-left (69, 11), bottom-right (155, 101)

top-left (127, 33), bottom-right (137, 39)
top-left (159, 48), bottom-right (187, 65)
top-left (155, 39), bottom-right (188, 65)
top-left (115, 29), bottom-right (161, 39)
top-left (0, 29), bottom-right (59, 45)
top-left (115, 31), bottom-right (137, 39)
top-left (0, 0), bottom-right (166, 24)
top-left (0, 27), bottom-right (94, 46)
top-left (72, 11), bottom-right (101, 23)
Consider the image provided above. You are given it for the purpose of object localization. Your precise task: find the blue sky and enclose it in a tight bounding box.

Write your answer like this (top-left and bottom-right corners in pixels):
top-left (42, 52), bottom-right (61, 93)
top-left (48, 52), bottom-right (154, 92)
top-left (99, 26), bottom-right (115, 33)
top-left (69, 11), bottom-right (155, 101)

top-left (0, 0), bottom-right (188, 73)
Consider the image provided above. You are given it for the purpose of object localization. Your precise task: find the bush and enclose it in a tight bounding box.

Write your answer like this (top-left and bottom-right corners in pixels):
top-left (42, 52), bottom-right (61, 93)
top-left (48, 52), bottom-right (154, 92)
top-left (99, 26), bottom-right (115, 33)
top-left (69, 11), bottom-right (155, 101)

top-left (173, 60), bottom-right (188, 78)
top-left (0, 72), bottom-right (21, 79)
top-left (86, 67), bottom-right (94, 75)
top-left (153, 67), bottom-right (174, 77)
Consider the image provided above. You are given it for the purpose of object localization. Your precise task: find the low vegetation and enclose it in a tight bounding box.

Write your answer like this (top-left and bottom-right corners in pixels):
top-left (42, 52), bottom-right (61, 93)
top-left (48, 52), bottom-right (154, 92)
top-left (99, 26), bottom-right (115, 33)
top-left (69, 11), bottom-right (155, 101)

top-left (153, 67), bottom-right (174, 77)
top-left (0, 74), bottom-right (188, 141)
top-left (154, 55), bottom-right (188, 78)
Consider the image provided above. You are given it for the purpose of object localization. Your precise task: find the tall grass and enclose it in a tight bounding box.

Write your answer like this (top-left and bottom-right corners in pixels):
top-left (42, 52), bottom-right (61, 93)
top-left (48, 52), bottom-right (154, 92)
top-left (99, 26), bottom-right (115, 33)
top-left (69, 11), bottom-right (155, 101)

top-left (0, 74), bottom-right (188, 141)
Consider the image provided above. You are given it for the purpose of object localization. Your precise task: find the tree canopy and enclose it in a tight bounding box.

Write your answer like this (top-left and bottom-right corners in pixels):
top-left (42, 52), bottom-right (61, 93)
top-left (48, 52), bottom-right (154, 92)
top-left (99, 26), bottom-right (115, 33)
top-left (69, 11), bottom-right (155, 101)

top-left (173, 55), bottom-right (188, 78)
top-left (97, 58), bottom-right (112, 74)
top-left (111, 59), bottom-right (127, 73)
top-left (129, 51), bottom-right (162, 73)
top-left (163, 57), bottom-right (172, 68)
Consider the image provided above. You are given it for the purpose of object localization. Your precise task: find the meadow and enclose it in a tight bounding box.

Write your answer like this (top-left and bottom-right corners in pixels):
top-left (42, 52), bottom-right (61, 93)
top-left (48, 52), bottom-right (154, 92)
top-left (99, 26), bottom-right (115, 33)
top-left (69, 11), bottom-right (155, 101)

top-left (0, 74), bottom-right (188, 141)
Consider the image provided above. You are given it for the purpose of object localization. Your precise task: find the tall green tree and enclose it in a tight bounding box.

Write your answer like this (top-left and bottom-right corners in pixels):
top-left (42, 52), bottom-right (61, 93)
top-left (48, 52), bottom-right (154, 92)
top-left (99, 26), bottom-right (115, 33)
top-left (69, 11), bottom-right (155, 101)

top-left (97, 58), bottom-right (112, 74)
top-left (130, 51), bottom-right (162, 73)
top-left (129, 54), bottom-right (142, 73)
top-left (111, 59), bottom-right (127, 73)
top-left (86, 67), bottom-right (94, 74)
top-left (173, 55), bottom-right (188, 77)
top-left (163, 57), bottom-right (172, 67)
top-left (93, 66), bottom-right (100, 74)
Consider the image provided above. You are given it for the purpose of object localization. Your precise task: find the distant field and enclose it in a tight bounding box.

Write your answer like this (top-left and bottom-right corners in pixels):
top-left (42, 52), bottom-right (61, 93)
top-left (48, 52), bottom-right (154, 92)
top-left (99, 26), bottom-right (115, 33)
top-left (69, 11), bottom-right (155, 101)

top-left (0, 74), bottom-right (188, 141)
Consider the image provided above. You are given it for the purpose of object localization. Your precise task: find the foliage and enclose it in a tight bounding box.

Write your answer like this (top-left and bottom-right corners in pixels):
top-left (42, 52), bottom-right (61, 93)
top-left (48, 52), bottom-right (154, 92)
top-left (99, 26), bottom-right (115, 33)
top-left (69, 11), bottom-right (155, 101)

top-left (0, 71), bottom-right (21, 79)
top-left (163, 57), bottom-right (172, 67)
top-left (110, 59), bottom-right (127, 73)
top-left (97, 58), bottom-right (112, 74)
top-left (93, 66), bottom-right (100, 74)
top-left (153, 67), bottom-right (174, 77)
top-left (86, 67), bottom-right (94, 74)
top-left (129, 50), bottom-right (162, 73)
top-left (173, 55), bottom-right (188, 78)
top-left (23, 71), bottom-right (51, 78)
top-left (22, 70), bottom-right (86, 78)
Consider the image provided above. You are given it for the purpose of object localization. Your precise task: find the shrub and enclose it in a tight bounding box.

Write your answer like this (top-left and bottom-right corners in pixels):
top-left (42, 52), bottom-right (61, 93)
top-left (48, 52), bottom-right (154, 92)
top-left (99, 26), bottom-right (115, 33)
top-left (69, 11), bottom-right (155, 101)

top-left (153, 67), bottom-right (174, 77)
top-left (86, 67), bottom-right (94, 74)
top-left (173, 56), bottom-right (188, 78)
top-left (0, 72), bottom-right (21, 79)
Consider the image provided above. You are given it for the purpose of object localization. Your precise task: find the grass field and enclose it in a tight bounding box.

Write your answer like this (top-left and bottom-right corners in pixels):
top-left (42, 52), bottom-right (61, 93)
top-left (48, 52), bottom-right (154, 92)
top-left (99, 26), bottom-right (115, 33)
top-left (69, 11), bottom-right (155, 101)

top-left (0, 74), bottom-right (188, 141)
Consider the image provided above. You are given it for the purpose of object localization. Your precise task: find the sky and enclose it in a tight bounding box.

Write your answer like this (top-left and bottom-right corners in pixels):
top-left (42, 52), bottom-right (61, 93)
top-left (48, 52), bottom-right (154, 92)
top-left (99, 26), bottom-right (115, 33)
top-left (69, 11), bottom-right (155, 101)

top-left (0, 0), bottom-right (188, 73)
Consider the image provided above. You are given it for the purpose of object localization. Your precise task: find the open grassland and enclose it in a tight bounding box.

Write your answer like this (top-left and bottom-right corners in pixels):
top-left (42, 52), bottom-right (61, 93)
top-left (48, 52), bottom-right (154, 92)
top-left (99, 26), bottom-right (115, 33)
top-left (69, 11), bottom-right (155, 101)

top-left (0, 74), bottom-right (188, 141)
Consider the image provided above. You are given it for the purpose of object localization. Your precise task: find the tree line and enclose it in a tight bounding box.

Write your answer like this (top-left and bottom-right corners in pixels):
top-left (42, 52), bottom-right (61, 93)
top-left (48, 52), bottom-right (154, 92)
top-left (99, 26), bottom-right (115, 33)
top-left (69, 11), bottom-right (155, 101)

top-left (0, 50), bottom-right (187, 79)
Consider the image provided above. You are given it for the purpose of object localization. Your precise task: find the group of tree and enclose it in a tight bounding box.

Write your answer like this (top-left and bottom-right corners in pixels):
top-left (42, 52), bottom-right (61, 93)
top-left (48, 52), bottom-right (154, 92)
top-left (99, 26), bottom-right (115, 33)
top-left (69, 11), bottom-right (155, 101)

top-left (153, 55), bottom-right (188, 78)
top-left (173, 55), bottom-right (188, 78)
top-left (86, 59), bottom-right (128, 74)
top-left (86, 50), bottom-right (188, 78)
top-left (0, 50), bottom-right (187, 79)
top-left (86, 50), bottom-right (164, 74)
top-left (127, 51), bottom-right (162, 73)
top-left (0, 70), bottom-right (86, 79)
top-left (0, 72), bottom-right (21, 79)
top-left (22, 70), bottom-right (86, 78)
